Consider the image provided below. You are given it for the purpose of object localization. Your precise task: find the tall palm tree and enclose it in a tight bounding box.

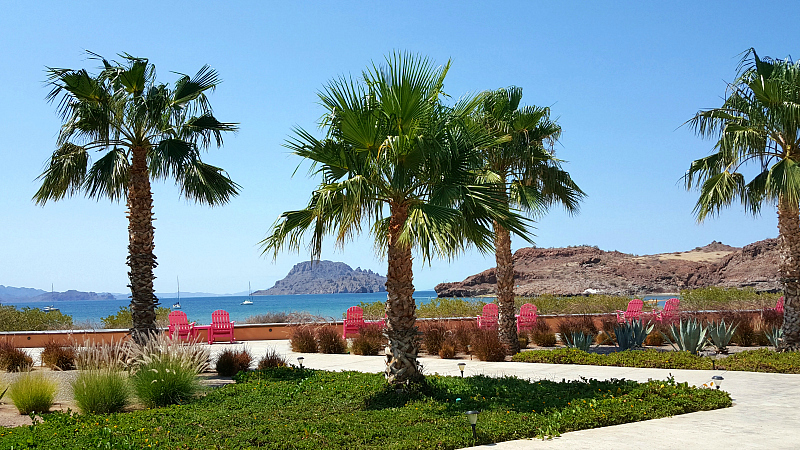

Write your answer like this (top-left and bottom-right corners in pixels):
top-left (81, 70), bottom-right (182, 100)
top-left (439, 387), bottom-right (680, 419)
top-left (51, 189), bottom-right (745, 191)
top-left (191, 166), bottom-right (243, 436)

top-left (478, 87), bottom-right (585, 354)
top-left (262, 53), bottom-right (528, 384)
top-left (686, 48), bottom-right (800, 350)
top-left (35, 53), bottom-right (239, 343)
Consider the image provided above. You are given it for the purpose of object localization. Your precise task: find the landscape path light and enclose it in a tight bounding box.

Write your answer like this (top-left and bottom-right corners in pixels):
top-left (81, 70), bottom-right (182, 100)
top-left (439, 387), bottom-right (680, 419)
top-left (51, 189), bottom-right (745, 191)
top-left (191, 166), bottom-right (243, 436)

top-left (711, 375), bottom-right (723, 390)
top-left (458, 362), bottom-right (466, 377)
top-left (297, 356), bottom-right (304, 369)
top-left (465, 410), bottom-right (479, 440)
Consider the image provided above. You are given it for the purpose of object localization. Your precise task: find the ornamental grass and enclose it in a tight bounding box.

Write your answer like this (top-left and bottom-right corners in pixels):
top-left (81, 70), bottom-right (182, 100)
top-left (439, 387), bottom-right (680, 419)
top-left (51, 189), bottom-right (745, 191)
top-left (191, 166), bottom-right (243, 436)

top-left (8, 372), bottom-right (57, 415)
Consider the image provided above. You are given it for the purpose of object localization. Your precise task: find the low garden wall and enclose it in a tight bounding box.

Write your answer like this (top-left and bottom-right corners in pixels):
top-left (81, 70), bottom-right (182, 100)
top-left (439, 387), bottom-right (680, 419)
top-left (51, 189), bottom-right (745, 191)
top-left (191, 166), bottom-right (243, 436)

top-left (0, 310), bottom-right (763, 348)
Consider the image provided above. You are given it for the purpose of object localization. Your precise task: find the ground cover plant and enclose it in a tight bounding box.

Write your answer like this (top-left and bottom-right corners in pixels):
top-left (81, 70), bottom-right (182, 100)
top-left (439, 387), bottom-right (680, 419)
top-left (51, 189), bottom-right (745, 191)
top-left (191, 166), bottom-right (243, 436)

top-left (513, 348), bottom-right (800, 374)
top-left (0, 367), bottom-right (729, 449)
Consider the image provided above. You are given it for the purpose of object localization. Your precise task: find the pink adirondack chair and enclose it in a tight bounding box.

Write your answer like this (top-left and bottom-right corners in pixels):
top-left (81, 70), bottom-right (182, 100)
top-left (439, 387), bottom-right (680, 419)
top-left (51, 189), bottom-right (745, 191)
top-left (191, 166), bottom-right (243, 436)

top-left (477, 303), bottom-right (499, 330)
top-left (616, 299), bottom-right (644, 323)
top-left (775, 296), bottom-right (785, 314)
top-left (168, 311), bottom-right (196, 340)
top-left (208, 310), bottom-right (235, 344)
top-left (654, 298), bottom-right (680, 324)
top-left (516, 303), bottom-right (538, 333)
top-left (342, 306), bottom-right (367, 339)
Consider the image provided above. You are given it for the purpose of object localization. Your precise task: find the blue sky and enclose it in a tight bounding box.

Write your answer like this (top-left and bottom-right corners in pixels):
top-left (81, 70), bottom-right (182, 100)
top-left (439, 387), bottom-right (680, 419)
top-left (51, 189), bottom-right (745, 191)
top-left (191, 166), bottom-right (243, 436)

top-left (1, 1), bottom-right (797, 295)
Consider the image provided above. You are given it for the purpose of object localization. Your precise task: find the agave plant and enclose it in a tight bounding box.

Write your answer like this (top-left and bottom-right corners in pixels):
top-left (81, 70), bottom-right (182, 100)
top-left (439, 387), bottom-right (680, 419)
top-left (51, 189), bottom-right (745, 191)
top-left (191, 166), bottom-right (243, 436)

top-left (614, 319), bottom-right (654, 351)
top-left (564, 331), bottom-right (595, 352)
top-left (766, 327), bottom-right (784, 351)
top-left (665, 319), bottom-right (708, 355)
top-left (707, 319), bottom-right (738, 354)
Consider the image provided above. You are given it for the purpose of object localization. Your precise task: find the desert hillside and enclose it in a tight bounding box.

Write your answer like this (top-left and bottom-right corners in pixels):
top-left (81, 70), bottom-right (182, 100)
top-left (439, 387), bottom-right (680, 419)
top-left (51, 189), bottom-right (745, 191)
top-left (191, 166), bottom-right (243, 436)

top-left (435, 239), bottom-right (780, 297)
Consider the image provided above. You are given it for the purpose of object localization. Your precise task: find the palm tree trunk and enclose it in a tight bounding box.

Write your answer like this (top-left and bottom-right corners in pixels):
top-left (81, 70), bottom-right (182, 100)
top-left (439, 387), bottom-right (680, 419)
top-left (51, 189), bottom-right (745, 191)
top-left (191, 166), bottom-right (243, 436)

top-left (494, 221), bottom-right (520, 355)
top-left (128, 146), bottom-right (159, 344)
top-left (778, 198), bottom-right (800, 351)
top-left (384, 202), bottom-right (421, 384)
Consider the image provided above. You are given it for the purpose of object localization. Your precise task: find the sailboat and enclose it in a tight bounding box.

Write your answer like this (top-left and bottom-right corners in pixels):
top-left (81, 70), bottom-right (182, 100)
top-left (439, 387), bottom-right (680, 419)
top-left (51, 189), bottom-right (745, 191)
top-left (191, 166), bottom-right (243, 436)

top-left (241, 282), bottom-right (254, 305)
top-left (172, 277), bottom-right (182, 309)
top-left (43, 284), bottom-right (59, 312)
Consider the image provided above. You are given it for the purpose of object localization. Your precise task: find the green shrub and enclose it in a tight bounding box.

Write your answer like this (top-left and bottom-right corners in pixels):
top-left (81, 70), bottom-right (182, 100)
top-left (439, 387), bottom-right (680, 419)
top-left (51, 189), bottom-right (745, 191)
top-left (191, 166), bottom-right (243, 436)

top-left (257, 348), bottom-right (287, 369)
top-left (100, 306), bottom-right (171, 329)
top-left (0, 342), bottom-right (34, 372)
top-left (315, 326), bottom-right (346, 354)
top-left (513, 348), bottom-right (713, 370)
top-left (416, 297), bottom-right (487, 318)
top-left (215, 349), bottom-right (253, 376)
top-left (349, 324), bottom-right (385, 356)
top-left (680, 286), bottom-right (780, 311)
top-left (72, 369), bottom-right (130, 414)
top-left (717, 348), bottom-right (800, 373)
top-left (471, 329), bottom-right (507, 361)
top-left (0, 305), bottom-right (73, 331)
top-left (290, 326), bottom-right (318, 353)
top-left (9, 372), bottom-right (57, 414)
top-left (41, 341), bottom-right (76, 370)
top-left (128, 333), bottom-right (209, 407)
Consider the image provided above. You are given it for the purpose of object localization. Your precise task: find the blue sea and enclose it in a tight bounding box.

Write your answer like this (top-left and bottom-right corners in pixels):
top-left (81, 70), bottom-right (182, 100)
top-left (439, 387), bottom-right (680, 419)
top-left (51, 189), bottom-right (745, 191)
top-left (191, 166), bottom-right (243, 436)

top-left (4, 291), bottom-right (440, 325)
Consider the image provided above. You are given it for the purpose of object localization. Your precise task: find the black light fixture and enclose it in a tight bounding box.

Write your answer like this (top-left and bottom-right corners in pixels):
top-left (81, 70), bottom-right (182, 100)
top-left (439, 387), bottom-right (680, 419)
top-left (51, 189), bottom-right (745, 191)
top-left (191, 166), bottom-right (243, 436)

top-left (457, 362), bottom-right (466, 378)
top-left (711, 375), bottom-right (723, 390)
top-left (465, 410), bottom-right (479, 440)
top-left (297, 356), bottom-right (304, 369)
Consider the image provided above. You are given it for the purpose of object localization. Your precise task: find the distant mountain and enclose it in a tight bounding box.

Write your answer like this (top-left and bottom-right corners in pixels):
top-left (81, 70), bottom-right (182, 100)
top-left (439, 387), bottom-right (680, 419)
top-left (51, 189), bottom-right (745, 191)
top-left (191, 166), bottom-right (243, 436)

top-left (254, 261), bottom-right (387, 295)
top-left (0, 285), bottom-right (47, 299)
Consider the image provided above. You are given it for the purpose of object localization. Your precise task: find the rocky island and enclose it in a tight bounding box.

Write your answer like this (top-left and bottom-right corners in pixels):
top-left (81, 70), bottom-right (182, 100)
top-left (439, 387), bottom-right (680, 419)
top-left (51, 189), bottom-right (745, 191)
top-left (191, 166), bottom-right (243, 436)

top-left (435, 238), bottom-right (780, 297)
top-left (254, 260), bottom-right (387, 295)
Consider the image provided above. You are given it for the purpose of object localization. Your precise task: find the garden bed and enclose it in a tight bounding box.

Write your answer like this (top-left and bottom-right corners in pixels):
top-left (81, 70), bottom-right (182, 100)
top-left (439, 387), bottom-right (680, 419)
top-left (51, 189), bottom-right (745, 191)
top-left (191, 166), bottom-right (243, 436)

top-left (512, 348), bottom-right (800, 374)
top-left (0, 367), bottom-right (730, 449)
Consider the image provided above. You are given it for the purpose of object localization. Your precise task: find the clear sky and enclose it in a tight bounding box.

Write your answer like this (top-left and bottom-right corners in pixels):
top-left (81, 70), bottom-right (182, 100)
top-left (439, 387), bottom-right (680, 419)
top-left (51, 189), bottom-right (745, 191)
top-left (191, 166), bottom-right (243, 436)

top-left (1, 1), bottom-right (798, 295)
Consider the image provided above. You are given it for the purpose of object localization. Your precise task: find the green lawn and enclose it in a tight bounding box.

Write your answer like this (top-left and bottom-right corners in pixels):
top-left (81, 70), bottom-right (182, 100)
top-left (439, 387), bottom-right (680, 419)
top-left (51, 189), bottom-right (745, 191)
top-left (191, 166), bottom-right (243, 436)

top-left (1, 367), bottom-right (730, 449)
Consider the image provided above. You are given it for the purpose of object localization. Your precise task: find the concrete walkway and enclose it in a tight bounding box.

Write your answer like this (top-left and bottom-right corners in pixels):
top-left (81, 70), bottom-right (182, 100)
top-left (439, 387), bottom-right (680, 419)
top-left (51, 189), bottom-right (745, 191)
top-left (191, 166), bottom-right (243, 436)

top-left (206, 340), bottom-right (799, 450)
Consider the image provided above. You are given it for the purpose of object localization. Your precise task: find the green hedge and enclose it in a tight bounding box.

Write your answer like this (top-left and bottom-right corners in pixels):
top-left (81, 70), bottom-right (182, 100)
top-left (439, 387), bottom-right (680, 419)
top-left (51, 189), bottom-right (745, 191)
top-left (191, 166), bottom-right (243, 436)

top-left (0, 368), bottom-right (729, 449)
top-left (512, 348), bottom-right (800, 374)
top-left (0, 305), bottom-right (72, 331)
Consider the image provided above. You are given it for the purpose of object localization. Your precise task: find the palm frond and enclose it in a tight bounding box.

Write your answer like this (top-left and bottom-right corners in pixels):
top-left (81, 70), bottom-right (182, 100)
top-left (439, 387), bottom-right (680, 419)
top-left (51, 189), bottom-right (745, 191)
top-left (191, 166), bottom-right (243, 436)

top-left (85, 149), bottom-right (129, 201)
top-left (178, 161), bottom-right (240, 206)
top-left (33, 143), bottom-right (89, 205)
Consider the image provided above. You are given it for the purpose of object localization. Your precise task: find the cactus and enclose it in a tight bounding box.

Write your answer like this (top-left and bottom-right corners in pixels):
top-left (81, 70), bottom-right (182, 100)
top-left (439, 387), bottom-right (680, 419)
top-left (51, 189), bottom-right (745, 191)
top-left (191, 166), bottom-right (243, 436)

top-left (707, 319), bottom-right (738, 354)
top-left (765, 327), bottom-right (783, 351)
top-left (564, 331), bottom-right (595, 352)
top-left (665, 319), bottom-right (708, 355)
top-left (614, 319), bottom-right (654, 351)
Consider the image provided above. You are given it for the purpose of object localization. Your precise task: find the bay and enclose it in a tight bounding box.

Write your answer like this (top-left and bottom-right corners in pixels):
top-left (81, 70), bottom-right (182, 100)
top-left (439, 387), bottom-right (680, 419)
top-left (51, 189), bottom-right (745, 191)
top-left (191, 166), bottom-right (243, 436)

top-left (4, 291), bottom-right (439, 325)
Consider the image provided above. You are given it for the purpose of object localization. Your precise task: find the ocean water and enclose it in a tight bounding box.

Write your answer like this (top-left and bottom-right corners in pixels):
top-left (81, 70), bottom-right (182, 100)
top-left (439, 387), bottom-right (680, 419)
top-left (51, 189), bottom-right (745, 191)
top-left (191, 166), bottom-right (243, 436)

top-left (4, 291), bottom-right (677, 325)
top-left (4, 291), bottom-right (439, 325)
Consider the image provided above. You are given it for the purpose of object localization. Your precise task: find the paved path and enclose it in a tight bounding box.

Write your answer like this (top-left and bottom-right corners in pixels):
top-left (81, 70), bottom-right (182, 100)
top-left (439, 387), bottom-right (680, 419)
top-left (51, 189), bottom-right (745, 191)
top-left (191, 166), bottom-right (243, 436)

top-left (208, 340), bottom-right (799, 450)
top-left (23, 340), bottom-right (800, 449)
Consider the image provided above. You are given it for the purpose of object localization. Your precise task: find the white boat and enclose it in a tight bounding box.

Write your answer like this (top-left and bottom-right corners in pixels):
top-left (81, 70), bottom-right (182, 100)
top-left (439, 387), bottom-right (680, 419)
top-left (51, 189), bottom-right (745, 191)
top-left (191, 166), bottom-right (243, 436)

top-left (43, 305), bottom-right (59, 312)
top-left (172, 277), bottom-right (182, 309)
top-left (241, 282), bottom-right (254, 305)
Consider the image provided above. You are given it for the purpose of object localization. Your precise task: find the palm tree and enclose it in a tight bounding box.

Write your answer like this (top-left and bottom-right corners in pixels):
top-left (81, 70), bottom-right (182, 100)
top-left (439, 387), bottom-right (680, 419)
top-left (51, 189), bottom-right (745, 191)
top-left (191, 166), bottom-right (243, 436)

top-left (477, 87), bottom-right (585, 354)
top-left (35, 53), bottom-right (239, 343)
top-left (261, 53), bottom-right (528, 384)
top-left (685, 48), bottom-right (800, 350)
